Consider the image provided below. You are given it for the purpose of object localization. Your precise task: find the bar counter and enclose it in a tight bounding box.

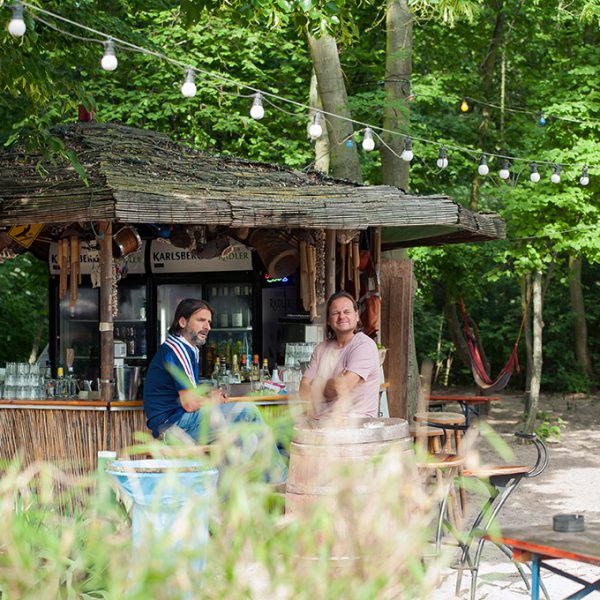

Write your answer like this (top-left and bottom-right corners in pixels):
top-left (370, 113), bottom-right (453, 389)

top-left (0, 395), bottom-right (295, 474)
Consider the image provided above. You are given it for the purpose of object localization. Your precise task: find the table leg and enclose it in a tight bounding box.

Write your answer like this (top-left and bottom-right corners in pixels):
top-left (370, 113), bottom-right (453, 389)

top-left (531, 555), bottom-right (540, 600)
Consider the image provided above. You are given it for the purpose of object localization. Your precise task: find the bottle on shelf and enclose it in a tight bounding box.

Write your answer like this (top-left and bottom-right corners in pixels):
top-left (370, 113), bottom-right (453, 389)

top-left (56, 367), bottom-right (66, 399)
top-left (271, 366), bottom-right (281, 384)
top-left (218, 355), bottom-right (229, 386)
top-left (240, 354), bottom-right (250, 383)
top-left (126, 327), bottom-right (136, 356)
top-left (250, 354), bottom-right (260, 389)
top-left (44, 361), bottom-right (55, 399)
top-left (231, 287), bottom-right (243, 328)
top-left (260, 358), bottom-right (270, 382)
top-left (211, 357), bottom-right (220, 387)
top-left (230, 354), bottom-right (241, 384)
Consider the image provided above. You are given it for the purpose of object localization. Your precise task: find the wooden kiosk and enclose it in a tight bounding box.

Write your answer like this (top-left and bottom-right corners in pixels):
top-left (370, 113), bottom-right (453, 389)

top-left (0, 122), bottom-right (505, 472)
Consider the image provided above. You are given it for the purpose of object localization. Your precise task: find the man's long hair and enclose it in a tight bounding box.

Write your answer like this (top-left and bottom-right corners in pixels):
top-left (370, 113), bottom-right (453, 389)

top-left (325, 291), bottom-right (362, 340)
top-left (168, 298), bottom-right (214, 336)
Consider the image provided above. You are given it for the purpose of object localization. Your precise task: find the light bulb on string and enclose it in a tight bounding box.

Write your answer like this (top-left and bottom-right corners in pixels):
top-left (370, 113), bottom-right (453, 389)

top-left (436, 147), bottom-right (448, 169)
top-left (538, 113), bottom-right (546, 126)
top-left (478, 155), bottom-right (489, 176)
top-left (308, 112), bottom-right (323, 139)
top-left (401, 137), bottom-right (413, 162)
top-left (530, 163), bottom-right (540, 183)
top-left (460, 98), bottom-right (470, 113)
top-left (101, 39), bottom-right (118, 71)
top-left (580, 166), bottom-right (589, 186)
top-left (250, 93), bottom-right (265, 120)
top-left (180, 69), bottom-right (197, 98)
top-left (551, 165), bottom-right (561, 184)
top-left (362, 128), bottom-right (375, 152)
top-left (8, 2), bottom-right (26, 37)
top-left (499, 159), bottom-right (510, 180)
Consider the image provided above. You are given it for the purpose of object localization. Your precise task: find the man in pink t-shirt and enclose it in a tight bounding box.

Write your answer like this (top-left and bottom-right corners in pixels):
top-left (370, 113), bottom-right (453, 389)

top-left (300, 291), bottom-right (380, 419)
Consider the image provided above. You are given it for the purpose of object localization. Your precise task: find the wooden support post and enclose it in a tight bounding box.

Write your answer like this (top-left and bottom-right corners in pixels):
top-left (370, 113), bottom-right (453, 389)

top-left (381, 259), bottom-right (413, 419)
top-left (325, 228), bottom-right (336, 300)
top-left (99, 221), bottom-right (114, 403)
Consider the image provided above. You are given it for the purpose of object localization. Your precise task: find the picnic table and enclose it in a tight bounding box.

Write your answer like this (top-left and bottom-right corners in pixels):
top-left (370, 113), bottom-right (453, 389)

top-left (487, 523), bottom-right (600, 600)
top-left (429, 394), bottom-right (500, 427)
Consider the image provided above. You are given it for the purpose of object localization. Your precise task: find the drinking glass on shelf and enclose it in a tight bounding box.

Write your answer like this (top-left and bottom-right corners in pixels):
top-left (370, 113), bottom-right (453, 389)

top-left (17, 362), bottom-right (29, 376)
top-left (5, 362), bottom-right (17, 377)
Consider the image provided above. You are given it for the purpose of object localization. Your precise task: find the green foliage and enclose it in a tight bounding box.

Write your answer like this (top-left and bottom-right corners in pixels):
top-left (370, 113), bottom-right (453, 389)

top-left (0, 254), bottom-right (49, 365)
top-left (534, 410), bottom-right (566, 442)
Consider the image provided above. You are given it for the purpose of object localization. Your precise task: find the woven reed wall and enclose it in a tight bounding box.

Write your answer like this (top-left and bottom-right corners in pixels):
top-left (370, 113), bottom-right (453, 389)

top-left (107, 408), bottom-right (147, 458)
top-left (0, 408), bottom-right (107, 475)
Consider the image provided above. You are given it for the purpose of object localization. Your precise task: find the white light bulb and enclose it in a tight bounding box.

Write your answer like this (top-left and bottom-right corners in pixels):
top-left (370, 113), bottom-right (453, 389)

top-left (101, 40), bottom-right (118, 71)
top-left (401, 137), bottom-right (413, 162)
top-left (250, 94), bottom-right (264, 120)
top-left (478, 155), bottom-right (489, 176)
top-left (308, 112), bottom-right (323, 138)
top-left (436, 148), bottom-right (448, 169)
top-left (8, 4), bottom-right (26, 37)
top-left (181, 69), bottom-right (197, 98)
top-left (580, 167), bottom-right (589, 186)
top-left (499, 160), bottom-right (510, 180)
top-left (530, 171), bottom-right (541, 183)
top-left (551, 165), bottom-right (561, 184)
top-left (362, 128), bottom-right (375, 152)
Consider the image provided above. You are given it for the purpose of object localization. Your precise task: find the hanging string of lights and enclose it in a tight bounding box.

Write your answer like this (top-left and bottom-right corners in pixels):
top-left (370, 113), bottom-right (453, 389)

top-left (5, 0), bottom-right (597, 188)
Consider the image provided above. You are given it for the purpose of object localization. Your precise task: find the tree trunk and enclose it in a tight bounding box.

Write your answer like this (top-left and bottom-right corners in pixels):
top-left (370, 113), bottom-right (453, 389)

top-left (28, 314), bottom-right (46, 364)
top-left (381, 0), bottom-right (412, 190)
top-left (469, 1), bottom-right (505, 211)
top-left (521, 275), bottom-right (533, 412)
top-left (307, 34), bottom-right (363, 183)
top-left (444, 300), bottom-right (471, 371)
top-left (524, 271), bottom-right (542, 433)
top-left (309, 70), bottom-right (330, 174)
top-left (568, 255), bottom-right (596, 391)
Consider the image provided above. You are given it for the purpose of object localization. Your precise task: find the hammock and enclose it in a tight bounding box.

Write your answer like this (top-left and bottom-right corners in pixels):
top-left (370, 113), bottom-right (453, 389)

top-left (459, 297), bottom-right (530, 395)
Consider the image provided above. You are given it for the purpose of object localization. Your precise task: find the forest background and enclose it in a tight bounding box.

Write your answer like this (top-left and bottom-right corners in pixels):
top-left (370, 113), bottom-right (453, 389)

top-left (1, 0), bottom-right (599, 404)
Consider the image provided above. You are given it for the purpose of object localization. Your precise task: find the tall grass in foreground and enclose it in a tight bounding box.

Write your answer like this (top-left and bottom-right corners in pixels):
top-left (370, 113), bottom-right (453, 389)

top-left (0, 416), bottom-right (454, 599)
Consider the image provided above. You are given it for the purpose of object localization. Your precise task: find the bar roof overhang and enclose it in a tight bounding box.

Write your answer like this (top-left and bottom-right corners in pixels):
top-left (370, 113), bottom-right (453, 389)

top-left (0, 122), bottom-right (505, 247)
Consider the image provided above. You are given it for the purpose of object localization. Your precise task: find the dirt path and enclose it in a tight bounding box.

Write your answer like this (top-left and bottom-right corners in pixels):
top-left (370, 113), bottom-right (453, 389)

top-left (432, 390), bottom-right (600, 599)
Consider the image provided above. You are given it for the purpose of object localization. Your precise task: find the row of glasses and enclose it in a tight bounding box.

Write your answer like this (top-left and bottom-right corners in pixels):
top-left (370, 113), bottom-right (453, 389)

top-left (1, 373), bottom-right (46, 399)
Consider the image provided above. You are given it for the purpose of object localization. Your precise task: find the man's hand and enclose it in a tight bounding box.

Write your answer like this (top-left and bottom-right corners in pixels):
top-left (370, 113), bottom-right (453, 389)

top-left (323, 370), bottom-right (362, 402)
top-left (179, 387), bottom-right (228, 412)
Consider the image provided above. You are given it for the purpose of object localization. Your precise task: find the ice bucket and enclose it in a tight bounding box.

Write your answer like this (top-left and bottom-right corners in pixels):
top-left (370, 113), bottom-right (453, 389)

top-left (114, 365), bottom-right (141, 401)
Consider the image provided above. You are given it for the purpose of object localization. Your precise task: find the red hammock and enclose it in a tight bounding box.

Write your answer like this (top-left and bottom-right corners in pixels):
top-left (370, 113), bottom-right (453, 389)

top-left (459, 297), bottom-right (530, 395)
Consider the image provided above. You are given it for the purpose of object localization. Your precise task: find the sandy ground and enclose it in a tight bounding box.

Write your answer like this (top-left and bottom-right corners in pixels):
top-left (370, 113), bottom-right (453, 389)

top-left (431, 390), bottom-right (600, 599)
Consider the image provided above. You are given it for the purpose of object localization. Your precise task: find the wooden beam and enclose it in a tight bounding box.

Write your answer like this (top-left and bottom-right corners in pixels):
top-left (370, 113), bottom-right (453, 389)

top-left (99, 222), bottom-right (114, 403)
top-left (381, 259), bottom-right (413, 419)
top-left (325, 228), bottom-right (336, 299)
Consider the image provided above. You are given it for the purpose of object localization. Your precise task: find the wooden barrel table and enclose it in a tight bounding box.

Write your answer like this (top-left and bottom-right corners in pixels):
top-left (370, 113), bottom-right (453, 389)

top-left (285, 417), bottom-right (413, 566)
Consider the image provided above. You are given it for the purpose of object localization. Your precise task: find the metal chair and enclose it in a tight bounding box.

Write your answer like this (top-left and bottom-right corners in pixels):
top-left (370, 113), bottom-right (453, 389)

top-left (454, 432), bottom-right (550, 600)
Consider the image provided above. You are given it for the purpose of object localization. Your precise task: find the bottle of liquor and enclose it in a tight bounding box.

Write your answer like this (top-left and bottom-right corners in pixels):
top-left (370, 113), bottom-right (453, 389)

top-left (231, 354), bottom-right (241, 384)
top-left (271, 366), bottom-right (281, 384)
top-left (260, 358), bottom-right (270, 382)
top-left (218, 355), bottom-right (229, 386)
top-left (56, 367), bottom-right (66, 399)
top-left (44, 360), bottom-right (55, 399)
top-left (211, 357), bottom-right (220, 387)
top-left (127, 327), bottom-right (136, 356)
top-left (240, 354), bottom-right (250, 383)
top-left (250, 354), bottom-right (260, 389)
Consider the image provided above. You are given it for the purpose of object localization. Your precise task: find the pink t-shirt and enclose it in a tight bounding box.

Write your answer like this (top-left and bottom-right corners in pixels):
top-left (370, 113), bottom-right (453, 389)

top-left (303, 332), bottom-right (380, 418)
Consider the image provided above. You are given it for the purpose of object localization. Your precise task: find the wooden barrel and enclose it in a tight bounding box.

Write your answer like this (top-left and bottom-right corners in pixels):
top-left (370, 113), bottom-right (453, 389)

top-left (285, 417), bottom-right (413, 564)
top-left (249, 229), bottom-right (298, 278)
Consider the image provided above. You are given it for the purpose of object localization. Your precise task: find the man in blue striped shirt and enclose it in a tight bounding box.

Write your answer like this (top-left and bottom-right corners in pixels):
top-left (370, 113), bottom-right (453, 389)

top-left (143, 298), bottom-right (286, 482)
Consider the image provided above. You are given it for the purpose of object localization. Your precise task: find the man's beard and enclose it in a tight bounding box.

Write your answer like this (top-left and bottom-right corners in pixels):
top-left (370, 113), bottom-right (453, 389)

top-left (183, 324), bottom-right (207, 347)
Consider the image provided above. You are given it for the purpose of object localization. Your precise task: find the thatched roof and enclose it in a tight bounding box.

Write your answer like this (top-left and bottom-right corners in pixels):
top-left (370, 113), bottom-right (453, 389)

top-left (0, 122), bottom-right (504, 247)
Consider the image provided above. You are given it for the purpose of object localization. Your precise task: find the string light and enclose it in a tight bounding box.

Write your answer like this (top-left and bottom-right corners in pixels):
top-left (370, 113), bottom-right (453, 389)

top-left (250, 92), bottom-right (264, 120)
top-left (580, 166), bottom-right (589, 186)
top-left (460, 98), bottom-right (470, 113)
top-left (401, 137), bottom-right (413, 162)
top-left (101, 38), bottom-right (118, 71)
top-left (478, 155), bottom-right (489, 176)
top-left (180, 69), bottom-right (197, 98)
top-left (8, 1), bottom-right (26, 37)
top-left (538, 113), bottom-right (546, 126)
top-left (436, 147), bottom-right (448, 169)
top-left (308, 111), bottom-right (323, 139)
top-left (499, 159), bottom-right (510, 180)
top-left (551, 165), bottom-right (561, 184)
top-left (530, 163), bottom-right (541, 183)
top-left (362, 128), bottom-right (375, 152)
top-left (8, 1), bottom-right (598, 189)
